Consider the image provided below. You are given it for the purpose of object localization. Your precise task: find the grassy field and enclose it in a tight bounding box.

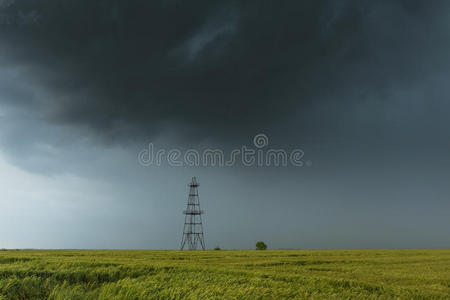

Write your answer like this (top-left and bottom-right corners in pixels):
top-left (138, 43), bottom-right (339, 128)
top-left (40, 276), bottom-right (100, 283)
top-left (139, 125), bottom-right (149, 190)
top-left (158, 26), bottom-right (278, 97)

top-left (0, 249), bottom-right (448, 299)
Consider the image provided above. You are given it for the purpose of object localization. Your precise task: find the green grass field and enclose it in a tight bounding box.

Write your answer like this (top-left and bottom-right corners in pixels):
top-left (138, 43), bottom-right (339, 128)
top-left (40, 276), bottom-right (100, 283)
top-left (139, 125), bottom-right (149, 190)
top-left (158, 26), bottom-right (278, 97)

top-left (0, 249), bottom-right (448, 299)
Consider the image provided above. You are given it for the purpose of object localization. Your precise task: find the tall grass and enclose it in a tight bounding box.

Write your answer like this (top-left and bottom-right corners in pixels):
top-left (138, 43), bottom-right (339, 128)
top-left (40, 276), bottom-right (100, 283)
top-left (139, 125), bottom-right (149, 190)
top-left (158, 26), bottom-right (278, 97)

top-left (0, 249), bottom-right (448, 299)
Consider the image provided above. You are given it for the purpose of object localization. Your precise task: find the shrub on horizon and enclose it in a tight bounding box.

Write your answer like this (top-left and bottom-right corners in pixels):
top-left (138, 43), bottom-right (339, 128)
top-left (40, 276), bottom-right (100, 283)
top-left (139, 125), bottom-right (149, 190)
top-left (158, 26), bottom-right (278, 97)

top-left (256, 241), bottom-right (267, 250)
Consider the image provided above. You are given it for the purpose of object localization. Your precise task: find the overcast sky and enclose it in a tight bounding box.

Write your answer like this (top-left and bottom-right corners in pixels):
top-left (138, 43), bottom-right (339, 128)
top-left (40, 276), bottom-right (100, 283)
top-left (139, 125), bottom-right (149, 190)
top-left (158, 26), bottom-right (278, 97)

top-left (0, 0), bottom-right (449, 249)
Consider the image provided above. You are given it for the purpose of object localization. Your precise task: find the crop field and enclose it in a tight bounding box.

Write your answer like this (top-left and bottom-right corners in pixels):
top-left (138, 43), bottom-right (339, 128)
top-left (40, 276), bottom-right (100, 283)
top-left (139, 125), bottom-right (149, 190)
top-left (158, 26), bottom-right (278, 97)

top-left (0, 249), bottom-right (448, 299)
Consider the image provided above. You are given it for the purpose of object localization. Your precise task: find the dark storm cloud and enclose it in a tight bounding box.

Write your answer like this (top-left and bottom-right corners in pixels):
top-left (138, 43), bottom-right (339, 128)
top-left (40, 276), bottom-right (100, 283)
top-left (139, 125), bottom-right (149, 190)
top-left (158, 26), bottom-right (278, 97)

top-left (1, 1), bottom-right (450, 250)
top-left (1, 0), bottom-right (449, 142)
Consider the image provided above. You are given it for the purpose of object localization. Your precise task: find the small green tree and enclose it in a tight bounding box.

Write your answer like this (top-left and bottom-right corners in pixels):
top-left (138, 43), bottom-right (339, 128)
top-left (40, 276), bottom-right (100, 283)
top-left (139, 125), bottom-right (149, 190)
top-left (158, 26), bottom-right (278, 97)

top-left (256, 241), bottom-right (267, 250)
top-left (214, 246), bottom-right (221, 250)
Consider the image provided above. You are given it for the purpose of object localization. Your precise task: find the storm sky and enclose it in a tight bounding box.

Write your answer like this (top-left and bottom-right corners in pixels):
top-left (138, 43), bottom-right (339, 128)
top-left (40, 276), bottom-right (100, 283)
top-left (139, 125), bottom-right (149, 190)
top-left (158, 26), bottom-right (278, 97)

top-left (0, 0), bottom-right (449, 249)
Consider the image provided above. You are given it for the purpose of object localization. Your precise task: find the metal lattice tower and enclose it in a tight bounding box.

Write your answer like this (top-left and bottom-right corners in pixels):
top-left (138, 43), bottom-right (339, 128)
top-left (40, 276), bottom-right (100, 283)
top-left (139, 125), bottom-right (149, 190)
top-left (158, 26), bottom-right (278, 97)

top-left (180, 177), bottom-right (205, 250)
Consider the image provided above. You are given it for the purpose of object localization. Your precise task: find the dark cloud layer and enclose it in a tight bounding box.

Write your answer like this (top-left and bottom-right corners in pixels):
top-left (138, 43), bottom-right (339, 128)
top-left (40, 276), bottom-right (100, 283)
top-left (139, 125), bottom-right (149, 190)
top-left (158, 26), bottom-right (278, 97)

top-left (1, 1), bottom-right (450, 249)
top-left (2, 0), bottom-right (449, 142)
